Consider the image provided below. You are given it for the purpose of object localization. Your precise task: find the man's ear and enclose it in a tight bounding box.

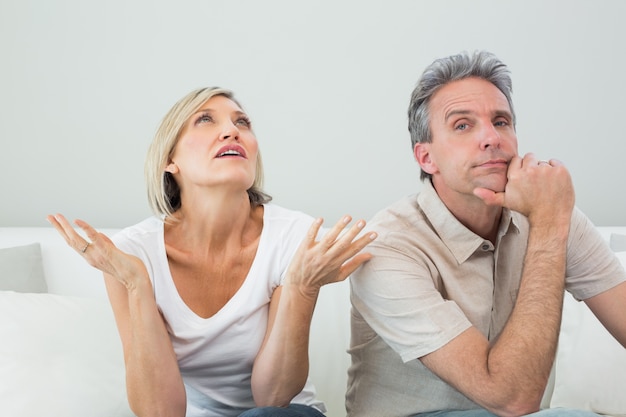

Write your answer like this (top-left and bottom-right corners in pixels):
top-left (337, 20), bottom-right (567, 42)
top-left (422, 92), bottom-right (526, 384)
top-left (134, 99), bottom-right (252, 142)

top-left (414, 142), bottom-right (437, 175)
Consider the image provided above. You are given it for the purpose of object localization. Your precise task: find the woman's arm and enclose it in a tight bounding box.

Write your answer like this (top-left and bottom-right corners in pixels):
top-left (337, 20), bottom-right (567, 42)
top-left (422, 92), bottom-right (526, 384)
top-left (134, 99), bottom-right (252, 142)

top-left (250, 216), bottom-right (377, 406)
top-left (47, 214), bottom-right (186, 417)
top-left (105, 273), bottom-right (186, 417)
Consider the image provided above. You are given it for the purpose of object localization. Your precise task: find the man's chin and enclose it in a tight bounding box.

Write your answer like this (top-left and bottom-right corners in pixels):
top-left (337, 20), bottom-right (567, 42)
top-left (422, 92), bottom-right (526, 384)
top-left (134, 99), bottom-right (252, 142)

top-left (476, 180), bottom-right (507, 194)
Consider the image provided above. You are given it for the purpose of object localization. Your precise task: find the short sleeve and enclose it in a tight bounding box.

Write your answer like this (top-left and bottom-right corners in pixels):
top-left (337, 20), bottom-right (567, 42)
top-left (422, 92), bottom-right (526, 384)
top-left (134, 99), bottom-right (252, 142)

top-left (350, 237), bottom-right (471, 362)
top-left (565, 208), bottom-right (626, 300)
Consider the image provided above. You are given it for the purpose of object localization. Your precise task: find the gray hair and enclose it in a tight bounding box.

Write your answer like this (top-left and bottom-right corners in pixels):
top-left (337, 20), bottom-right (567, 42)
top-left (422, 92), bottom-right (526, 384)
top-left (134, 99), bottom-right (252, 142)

top-left (408, 51), bottom-right (516, 181)
top-left (145, 87), bottom-right (271, 221)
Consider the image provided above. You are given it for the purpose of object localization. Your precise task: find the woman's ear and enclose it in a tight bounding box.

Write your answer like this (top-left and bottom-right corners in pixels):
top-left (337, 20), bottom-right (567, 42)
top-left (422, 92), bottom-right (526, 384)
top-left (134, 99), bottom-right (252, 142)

top-left (165, 160), bottom-right (179, 174)
top-left (414, 143), bottom-right (437, 175)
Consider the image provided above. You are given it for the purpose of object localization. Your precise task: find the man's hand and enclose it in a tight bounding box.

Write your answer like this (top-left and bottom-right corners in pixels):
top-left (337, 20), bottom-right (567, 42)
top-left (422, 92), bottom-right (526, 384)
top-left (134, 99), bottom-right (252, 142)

top-left (474, 153), bottom-right (575, 226)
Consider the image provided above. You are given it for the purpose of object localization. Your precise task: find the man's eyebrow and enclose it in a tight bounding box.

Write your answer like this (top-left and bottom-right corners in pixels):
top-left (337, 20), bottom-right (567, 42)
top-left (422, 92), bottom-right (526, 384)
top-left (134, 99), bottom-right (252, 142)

top-left (493, 110), bottom-right (513, 119)
top-left (444, 109), bottom-right (471, 122)
top-left (444, 109), bottom-right (512, 122)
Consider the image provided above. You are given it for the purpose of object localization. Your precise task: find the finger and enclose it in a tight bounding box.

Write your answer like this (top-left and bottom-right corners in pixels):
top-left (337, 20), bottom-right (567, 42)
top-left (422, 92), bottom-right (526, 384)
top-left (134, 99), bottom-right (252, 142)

top-left (74, 218), bottom-right (99, 241)
top-left (334, 252), bottom-right (374, 282)
top-left (509, 155), bottom-right (524, 168)
top-left (523, 153), bottom-right (555, 168)
top-left (51, 214), bottom-right (92, 253)
top-left (473, 187), bottom-right (505, 207)
top-left (320, 215), bottom-right (353, 247)
top-left (47, 213), bottom-right (79, 245)
top-left (340, 227), bottom-right (377, 256)
top-left (46, 214), bottom-right (69, 240)
top-left (325, 229), bottom-right (378, 270)
top-left (327, 218), bottom-right (366, 251)
top-left (303, 218), bottom-right (324, 246)
top-left (520, 153), bottom-right (538, 167)
top-left (321, 218), bottom-right (368, 257)
top-left (547, 158), bottom-right (563, 167)
top-left (51, 213), bottom-right (73, 234)
top-left (503, 155), bottom-right (522, 179)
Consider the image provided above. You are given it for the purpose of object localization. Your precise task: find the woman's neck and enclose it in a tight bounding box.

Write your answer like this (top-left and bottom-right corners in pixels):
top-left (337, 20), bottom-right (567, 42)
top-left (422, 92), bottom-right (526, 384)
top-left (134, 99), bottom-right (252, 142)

top-left (166, 190), bottom-right (262, 251)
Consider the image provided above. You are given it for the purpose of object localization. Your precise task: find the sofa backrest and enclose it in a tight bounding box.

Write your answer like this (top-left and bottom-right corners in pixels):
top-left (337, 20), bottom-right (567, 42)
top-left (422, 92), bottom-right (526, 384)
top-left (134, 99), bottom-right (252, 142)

top-left (0, 227), bottom-right (120, 299)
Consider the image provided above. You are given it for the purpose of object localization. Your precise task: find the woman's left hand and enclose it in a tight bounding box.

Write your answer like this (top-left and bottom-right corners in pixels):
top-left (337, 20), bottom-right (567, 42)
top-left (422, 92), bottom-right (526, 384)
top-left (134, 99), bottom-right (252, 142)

top-left (285, 215), bottom-right (377, 300)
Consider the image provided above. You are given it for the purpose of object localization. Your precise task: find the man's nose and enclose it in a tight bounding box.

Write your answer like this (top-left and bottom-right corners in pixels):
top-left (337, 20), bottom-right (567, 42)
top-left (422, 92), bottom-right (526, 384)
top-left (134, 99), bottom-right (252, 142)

top-left (480, 123), bottom-right (501, 150)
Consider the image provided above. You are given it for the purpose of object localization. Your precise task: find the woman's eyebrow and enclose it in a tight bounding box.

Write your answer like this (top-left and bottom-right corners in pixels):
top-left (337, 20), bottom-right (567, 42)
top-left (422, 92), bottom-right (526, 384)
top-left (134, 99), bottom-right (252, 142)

top-left (192, 107), bottom-right (214, 115)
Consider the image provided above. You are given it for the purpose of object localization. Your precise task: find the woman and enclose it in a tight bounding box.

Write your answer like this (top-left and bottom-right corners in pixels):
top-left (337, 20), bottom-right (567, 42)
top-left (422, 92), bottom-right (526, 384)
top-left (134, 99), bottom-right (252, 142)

top-left (47, 87), bottom-right (377, 417)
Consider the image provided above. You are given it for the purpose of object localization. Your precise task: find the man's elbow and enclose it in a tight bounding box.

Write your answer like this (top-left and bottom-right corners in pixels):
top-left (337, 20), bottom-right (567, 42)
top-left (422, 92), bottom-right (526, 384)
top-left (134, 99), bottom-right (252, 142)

top-left (488, 393), bottom-right (543, 417)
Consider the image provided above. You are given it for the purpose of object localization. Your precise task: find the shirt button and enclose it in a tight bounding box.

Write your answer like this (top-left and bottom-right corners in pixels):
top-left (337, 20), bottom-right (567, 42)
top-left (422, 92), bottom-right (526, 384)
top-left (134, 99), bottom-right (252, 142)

top-left (482, 244), bottom-right (490, 251)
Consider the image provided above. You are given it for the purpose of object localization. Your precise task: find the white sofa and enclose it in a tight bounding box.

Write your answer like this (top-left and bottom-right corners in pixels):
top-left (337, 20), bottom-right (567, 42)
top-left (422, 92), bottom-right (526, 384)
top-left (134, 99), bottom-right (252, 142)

top-left (1, 226), bottom-right (626, 417)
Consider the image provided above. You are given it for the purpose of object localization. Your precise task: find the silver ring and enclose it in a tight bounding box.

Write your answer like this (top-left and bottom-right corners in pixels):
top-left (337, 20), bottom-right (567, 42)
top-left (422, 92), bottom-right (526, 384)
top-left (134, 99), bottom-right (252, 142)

top-left (538, 160), bottom-right (550, 165)
top-left (80, 242), bottom-right (90, 253)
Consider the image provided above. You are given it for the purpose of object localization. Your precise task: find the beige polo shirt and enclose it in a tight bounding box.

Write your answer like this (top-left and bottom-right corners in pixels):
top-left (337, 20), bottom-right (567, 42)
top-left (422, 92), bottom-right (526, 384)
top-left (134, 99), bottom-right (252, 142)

top-left (346, 180), bottom-right (625, 417)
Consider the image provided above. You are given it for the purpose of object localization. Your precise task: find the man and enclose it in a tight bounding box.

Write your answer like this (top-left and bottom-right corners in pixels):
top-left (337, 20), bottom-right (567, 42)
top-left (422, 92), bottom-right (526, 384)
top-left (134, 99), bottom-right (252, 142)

top-left (346, 51), bottom-right (626, 417)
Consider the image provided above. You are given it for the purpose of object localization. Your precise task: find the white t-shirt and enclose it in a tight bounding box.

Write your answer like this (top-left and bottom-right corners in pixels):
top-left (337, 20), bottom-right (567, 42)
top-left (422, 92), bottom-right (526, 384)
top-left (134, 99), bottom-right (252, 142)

top-left (113, 204), bottom-right (326, 417)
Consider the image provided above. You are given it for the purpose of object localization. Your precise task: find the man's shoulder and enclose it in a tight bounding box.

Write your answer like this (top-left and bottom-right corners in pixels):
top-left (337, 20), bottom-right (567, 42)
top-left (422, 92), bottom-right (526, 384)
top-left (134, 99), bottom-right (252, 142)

top-left (363, 193), bottom-right (441, 257)
top-left (368, 193), bottom-right (424, 231)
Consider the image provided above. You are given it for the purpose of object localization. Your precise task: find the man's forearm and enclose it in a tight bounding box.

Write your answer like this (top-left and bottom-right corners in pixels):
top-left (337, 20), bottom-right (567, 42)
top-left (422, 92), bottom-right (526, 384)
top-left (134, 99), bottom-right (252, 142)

top-left (489, 223), bottom-right (569, 407)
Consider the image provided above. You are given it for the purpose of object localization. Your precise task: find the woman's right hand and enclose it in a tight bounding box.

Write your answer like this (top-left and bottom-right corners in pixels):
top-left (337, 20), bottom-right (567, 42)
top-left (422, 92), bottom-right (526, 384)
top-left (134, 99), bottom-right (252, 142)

top-left (46, 213), bottom-right (148, 290)
top-left (48, 213), bottom-right (186, 415)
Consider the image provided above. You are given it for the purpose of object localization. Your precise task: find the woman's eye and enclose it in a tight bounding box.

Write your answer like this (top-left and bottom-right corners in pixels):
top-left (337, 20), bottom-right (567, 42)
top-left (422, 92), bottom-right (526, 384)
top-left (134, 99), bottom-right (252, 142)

top-left (235, 117), bottom-right (251, 127)
top-left (196, 114), bottom-right (213, 124)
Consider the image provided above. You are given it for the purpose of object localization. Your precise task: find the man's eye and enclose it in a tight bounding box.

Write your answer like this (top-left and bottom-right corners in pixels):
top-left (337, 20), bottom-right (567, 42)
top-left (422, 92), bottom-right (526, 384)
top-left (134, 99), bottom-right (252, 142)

top-left (494, 120), bottom-right (508, 127)
top-left (455, 123), bottom-right (468, 131)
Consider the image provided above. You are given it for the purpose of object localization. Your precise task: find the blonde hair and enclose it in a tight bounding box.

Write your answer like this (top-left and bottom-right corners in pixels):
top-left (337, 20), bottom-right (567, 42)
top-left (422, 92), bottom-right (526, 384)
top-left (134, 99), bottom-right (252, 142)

top-left (145, 87), bottom-right (271, 220)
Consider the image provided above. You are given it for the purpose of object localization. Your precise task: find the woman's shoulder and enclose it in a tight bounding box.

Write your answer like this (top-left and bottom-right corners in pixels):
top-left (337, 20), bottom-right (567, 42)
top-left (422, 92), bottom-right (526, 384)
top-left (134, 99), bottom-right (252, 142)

top-left (112, 216), bottom-right (163, 247)
top-left (263, 203), bottom-right (316, 224)
top-left (262, 204), bottom-right (316, 239)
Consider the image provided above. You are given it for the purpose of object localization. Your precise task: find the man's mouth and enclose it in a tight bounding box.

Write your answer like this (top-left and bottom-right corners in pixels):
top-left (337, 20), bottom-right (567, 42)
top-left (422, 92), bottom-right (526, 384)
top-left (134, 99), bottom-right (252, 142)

top-left (479, 159), bottom-right (508, 168)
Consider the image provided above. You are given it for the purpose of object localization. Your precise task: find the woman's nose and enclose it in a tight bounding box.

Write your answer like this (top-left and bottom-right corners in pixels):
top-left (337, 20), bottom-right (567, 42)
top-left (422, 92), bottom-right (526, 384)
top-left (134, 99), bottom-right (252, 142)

top-left (220, 121), bottom-right (239, 141)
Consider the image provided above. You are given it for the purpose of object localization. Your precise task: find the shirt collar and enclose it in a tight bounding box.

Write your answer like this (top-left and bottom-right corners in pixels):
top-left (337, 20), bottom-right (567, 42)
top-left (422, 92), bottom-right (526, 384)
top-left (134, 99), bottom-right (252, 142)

top-left (417, 180), bottom-right (520, 263)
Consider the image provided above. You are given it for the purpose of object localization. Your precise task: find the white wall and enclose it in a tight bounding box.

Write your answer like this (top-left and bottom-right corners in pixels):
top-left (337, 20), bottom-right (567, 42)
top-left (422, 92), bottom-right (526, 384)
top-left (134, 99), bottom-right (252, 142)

top-left (2, 0), bottom-right (625, 229)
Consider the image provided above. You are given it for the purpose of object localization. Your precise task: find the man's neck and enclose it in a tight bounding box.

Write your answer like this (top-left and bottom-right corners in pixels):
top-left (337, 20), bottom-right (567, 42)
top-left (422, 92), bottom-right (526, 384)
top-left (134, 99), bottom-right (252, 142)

top-left (432, 182), bottom-right (503, 244)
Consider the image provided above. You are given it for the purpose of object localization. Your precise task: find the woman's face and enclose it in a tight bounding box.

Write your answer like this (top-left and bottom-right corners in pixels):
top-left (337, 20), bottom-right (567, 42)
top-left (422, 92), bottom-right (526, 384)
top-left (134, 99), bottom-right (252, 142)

top-left (166, 94), bottom-right (259, 196)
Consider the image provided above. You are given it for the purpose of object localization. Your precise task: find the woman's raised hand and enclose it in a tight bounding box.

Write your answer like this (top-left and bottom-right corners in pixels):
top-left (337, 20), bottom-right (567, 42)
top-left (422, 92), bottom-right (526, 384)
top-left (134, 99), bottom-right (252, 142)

top-left (285, 215), bottom-right (377, 300)
top-left (46, 213), bottom-right (147, 290)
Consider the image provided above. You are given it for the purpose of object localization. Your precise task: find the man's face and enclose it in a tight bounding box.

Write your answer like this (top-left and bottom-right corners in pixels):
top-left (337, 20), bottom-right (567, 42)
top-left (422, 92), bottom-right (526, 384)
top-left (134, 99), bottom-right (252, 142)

top-left (414, 77), bottom-right (518, 200)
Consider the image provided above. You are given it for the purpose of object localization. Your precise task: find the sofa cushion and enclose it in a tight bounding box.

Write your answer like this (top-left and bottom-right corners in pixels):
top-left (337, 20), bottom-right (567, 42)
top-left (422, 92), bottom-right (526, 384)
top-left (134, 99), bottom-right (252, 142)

top-left (0, 243), bottom-right (47, 293)
top-left (610, 233), bottom-right (626, 252)
top-left (550, 251), bottom-right (626, 416)
top-left (0, 291), bottom-right (134, 417)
